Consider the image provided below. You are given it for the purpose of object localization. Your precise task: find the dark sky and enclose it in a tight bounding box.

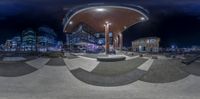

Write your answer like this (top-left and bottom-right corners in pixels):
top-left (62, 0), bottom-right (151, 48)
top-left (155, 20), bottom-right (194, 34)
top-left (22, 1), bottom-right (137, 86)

top-left (1, 0), bottom-right (200, 47)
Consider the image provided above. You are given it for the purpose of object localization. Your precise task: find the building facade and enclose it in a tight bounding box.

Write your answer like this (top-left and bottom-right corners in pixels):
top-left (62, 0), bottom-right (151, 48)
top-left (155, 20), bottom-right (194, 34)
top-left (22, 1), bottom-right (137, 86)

top-left (37, 26), bottom-right (58, 51)
top-left (66, 24), bottom-right (104, 53)
top-left (2, 26), bottom-right (63, 52)
top-left (4, 40), bottom-right (12, 51)
top-left (21, 28), bottom-right (36, 51)
top-left (132, 37), bottom-right (160, 52)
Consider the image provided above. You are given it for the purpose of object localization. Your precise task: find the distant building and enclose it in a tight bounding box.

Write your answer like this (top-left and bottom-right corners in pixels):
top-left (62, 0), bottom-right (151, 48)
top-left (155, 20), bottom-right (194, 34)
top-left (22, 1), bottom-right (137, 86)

top-left (2, 26), bottom-right (63, 52)
top-left (21, 28), bottom-right (36, 51)
top-left (38, 26), bottom-right (57, 46)
top-left (56, 41), bottom-right (63, 49)
top-left (37, 26), bottom-right (58, 52)
top-left (4, 40), bottom-right (12, 51)
top-left (66, 24), bottom-right (103, 53)
top-left (3, 36), bottom-right (21, 51)
top-left (0, 44), bottom-right (4, 51)
top-left (191, 45), bottom-right (200, 51)
top-left (132, 37), bottom-right (160, 52)
top-left (11, 36), bottom-right (21, 51)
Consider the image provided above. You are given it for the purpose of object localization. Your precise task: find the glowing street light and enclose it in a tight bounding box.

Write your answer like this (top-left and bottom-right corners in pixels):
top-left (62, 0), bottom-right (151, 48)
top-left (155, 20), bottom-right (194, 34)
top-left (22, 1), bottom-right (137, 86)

top-left (140, 17), bottom-right (145, 21)
top-left (69, 21), bottom-right (73, 25)
top-left (104, 21), bottom-right (111, 26)
top-left (95, 8), bottom-right (106, 12)
top-left (124, 26), bottom-right (127, 29)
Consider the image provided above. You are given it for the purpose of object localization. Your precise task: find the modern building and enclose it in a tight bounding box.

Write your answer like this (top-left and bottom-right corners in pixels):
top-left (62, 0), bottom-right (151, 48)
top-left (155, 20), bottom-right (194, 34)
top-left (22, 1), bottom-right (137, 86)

top-left (37, 26), bottom-right (58, 51)
top-left (3, 36), bottom-right (21, 51)
top-left (11, 36), bottom-right (21, 51)
top-left (4, 40), bottom-right (12, 51)
top-left (132, 37), bottom-right (160, 52)
top-left (21, 28), bottom-right (36, 51)
top-left (192, 45), bottom-right (200, 51)
top-left (0, 44), bottom-right (4, 51)
top-left (1, 26), bottom-right (63, 52)
top-left (66, 24), bottom-right (104, 53)
top-left (63, 4), bottom-right (148, 54)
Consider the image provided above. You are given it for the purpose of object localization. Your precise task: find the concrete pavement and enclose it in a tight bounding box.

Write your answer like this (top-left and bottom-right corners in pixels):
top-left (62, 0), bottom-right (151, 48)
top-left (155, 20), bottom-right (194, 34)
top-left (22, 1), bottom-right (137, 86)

top-left (64, 57), bottom-right (99, 72)
top-left (0, 57), bottom-right (200, 99)
top-left (0, 63), bottom-right (200, 99)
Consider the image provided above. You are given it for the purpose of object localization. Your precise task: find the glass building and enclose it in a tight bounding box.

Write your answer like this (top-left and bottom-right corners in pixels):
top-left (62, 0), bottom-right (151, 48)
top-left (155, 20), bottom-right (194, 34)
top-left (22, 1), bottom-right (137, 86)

top-left (21, 28), bottom-right (36, 51)
top-left (11, 36), bottom-right (21, 51)
top-left (66, 23), bottom-right (105, 53)
top-left (37, 26), bottom-right (58, 52)
top-left (2, 26), bottom-right (63, 52)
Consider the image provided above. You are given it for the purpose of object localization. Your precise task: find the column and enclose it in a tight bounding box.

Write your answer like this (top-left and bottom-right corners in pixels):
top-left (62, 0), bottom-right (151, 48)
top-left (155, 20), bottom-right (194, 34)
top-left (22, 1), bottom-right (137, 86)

top-left (119, 33), bottom-right (123, 51)
top-left (113, 39), bottom-right (116, 49)
top-left (116, 36), bottom-right (119, 49)
top-left (104, 22), bottom-right (111, 55)
top-left (113, 34), bottom-right (117, 50)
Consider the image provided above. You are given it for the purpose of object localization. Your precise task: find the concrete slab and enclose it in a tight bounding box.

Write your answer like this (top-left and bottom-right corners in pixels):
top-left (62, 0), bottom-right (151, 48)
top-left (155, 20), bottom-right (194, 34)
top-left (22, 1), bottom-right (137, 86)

top-left (78, 55), bottom-right (97, 61)
top-left (64, 58), bottom-right (99, 72)
top-left (0, 62), bottom-right (37, 77)
top-left (0, 63), bottom-right (199, 99)
top-left (63, 58), bottom-right (79, 70)
top-left (3, 57), bottom-right (26, 62)
top-left (46, 58), bottom-right (66, 66)
top-left (196, 60), bottom-right (200, 63)
top-left (181, 62), bottom-right (200, 76)
top-left (92, 58), bottom-right (147, 76)
top-left (71, 68), bottom-right (146, 86)
top-left (0, 56), bottom-right (199, 99)
top-left (137, 59), bottom-right (154, 71)
top-left (140, 59), bottom-right (189, 83)
top-left (124, 55), bottom-right (139, 60)
top-left (26, 58), bottom-right (50, 69)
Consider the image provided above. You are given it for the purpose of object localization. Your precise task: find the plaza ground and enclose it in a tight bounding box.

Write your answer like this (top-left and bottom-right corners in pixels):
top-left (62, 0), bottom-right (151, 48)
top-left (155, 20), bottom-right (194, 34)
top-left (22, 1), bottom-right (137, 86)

top-left (0, 53), bottom-right (199, 99)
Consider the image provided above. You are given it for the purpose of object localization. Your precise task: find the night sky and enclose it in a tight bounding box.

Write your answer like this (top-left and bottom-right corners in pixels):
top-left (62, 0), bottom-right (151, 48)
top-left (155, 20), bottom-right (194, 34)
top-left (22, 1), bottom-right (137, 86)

top-left (1, 0), bottom-right (200, 47)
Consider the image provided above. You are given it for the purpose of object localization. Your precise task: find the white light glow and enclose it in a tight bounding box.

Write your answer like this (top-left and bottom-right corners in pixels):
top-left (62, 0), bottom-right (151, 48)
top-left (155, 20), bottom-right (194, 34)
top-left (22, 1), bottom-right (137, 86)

top-left (95, 8), bottom-right (106, 12)
top-left (69, 21), bottom-right (73, 25)
top-left (140, 17), bottom-right (145, 21)
top-left (105, 21), bottom-right (111, 25)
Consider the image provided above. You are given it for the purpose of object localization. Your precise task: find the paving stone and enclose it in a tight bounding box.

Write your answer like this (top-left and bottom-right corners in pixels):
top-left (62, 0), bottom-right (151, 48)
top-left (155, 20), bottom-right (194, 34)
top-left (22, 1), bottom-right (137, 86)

top-left (0, 62), bottom-right (37, 77)
top-left (181, 62), bottom-right (200, 76)
top-left (71, 68), bottom-right (146, 86)
top-left (46, 58), bottom-right (66, 66)
top-left (140, 59), bottom-right (190, 83)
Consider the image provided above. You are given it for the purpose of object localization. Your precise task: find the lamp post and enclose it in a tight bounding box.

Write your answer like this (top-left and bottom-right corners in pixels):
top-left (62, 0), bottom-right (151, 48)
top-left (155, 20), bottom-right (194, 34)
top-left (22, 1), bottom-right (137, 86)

top-left (104, 21), bottom-right (111, 55)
